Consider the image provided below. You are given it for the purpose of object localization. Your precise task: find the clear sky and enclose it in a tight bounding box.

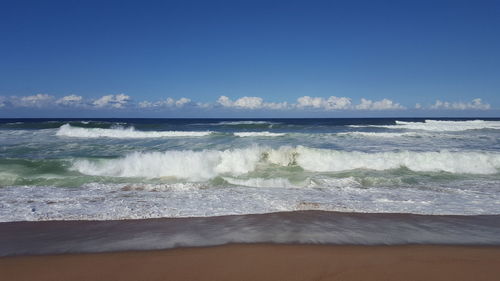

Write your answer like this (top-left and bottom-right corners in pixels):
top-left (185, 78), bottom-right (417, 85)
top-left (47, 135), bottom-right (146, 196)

top-left (0, 0), bottom-right (499, 117)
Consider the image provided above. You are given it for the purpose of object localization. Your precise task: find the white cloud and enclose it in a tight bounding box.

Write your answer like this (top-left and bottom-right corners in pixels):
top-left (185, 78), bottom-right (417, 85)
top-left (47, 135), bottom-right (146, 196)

top-left (296, 96), bottom-right (352, 110)
top-left (218, 96), bottom-right (405, 111)
top-left (196, 102), bottom-right (212, 108)
top-left (429, 98), bottom-right (490, 110)
top-left (17, 94), bottom-right (54, 107)
top-left (93, 94), bottom-right (130, 108)
top-left (0, 93), bottom-right (494, 114)
top-left (233, 96), bottom-right (263, 109)
top-left (295, 96), bottom-right (403, 110)
top-left (143, 98), bottom-right (176, 108)
top-left (217, 96), bottom-right (288, 110)
top-left (217, 96), bottom-right (262, 108)
top-left (138, 101), bottom-right (154, 108)
top-left (175, 97), bottom-right (191, 107)
top-left (265, 101), bottom-right (289, 110)
top-left (355, 98), bottom-right (405, 110)
top-left (139, 97), bottom-right (192, 108)
top-left (56, 95), bottom-right (84, 106)
top-left (217, 96), bottom-right (233, 107)
top-left (0, 96), bottom-right (7, 108)
top-left (296, 96), bottom-right (324, 108)
top-left (93, 95), bottom-right (113, 108)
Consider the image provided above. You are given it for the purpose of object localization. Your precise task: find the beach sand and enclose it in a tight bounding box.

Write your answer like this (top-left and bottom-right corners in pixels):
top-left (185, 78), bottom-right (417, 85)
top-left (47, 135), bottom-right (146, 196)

top-left (1, 244), bottom-right (500, 281)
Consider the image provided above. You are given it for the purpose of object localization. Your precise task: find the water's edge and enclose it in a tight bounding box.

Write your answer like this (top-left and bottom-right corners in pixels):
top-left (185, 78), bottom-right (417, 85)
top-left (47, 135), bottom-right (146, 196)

top-left (1, 210), bottom-right (499, 257)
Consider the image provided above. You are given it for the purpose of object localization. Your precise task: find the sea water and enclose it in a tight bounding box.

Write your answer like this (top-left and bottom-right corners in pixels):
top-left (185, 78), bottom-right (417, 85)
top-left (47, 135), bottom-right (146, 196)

top-left (1, 118), bottom-right (500, 221)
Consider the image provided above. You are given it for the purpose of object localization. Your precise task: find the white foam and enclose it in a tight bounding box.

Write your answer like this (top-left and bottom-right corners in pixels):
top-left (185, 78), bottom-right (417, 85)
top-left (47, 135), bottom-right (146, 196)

top-left (310, 177), bottom-right (363, 188)
top-left (223, 177), bottom-right (299, 188)
top-left (337, 132), bottom-right (423, 138)
top-left (215, 121), bottom-right (278, 125)
top-left (72, 146), bottom-right (500, 181)
top-left (234, 132), bottom-right (286, 137)
top-left (72, 147), bottom-right (265, 181)
top-left (2, 177), bottom-right (500, 222)
top-left (293, 146), bottom-right (500, 174)
top-left (384, 120), bottom-right (500, 132)
top-left (56, 124), bottom-right (212, 138)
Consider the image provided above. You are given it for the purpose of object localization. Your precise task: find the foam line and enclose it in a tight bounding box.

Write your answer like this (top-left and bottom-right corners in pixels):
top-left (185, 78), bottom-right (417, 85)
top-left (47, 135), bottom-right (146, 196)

top-left (56, 124), bottom-right (212, 138)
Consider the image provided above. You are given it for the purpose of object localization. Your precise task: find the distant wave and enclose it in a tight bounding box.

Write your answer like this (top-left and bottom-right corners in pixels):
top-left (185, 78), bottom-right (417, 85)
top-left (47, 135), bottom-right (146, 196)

top-left (213, 121), bottom-right (280, 126)
top-left (234, 131), bottom-right (286, 137)
top-left (72, 146), bottom-right (500, 181)
top-left (393, 120), bottom-right (500, 131)
top-left (335, 131), bottom-right (478, 139)
top-left (337, 132), bottom-right (423, 138)
top-left (56, 124), bottom-right (212, 138)
top-left (351, 120), bottom-right (500, 132)
top-left (191, 120), bottom-right (282, 129)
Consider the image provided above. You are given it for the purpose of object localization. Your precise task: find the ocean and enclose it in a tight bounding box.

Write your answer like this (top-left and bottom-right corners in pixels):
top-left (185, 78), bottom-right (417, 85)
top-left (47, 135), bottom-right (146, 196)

top-left (1, 118), bottom-right (500, 221)
top-left (1, 118), bottom-right (500, 255)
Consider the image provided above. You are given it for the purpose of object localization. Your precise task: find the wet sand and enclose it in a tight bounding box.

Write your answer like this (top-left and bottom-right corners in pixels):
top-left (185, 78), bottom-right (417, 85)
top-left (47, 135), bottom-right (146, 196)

top-left (1, 244), bottom-right (500, 281)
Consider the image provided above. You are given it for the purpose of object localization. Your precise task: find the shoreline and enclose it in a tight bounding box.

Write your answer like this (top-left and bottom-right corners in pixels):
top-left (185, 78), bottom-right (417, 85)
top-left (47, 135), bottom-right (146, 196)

top-left (2, 211), bottom-right (500, 256)
top-left (2, 244), bottom-right (500, 281)
top-left (3, 211), bottom-right (500, 280)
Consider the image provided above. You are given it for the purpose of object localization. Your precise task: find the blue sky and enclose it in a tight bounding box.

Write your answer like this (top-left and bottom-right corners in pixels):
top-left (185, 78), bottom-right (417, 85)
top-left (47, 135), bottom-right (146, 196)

top-left (0, 0), bottom-right (499, 117)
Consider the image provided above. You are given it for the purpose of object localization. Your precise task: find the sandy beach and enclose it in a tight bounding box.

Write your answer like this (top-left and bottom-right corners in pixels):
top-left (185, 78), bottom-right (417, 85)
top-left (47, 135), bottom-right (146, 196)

top-left (2, 244), bottom-right (500, 281)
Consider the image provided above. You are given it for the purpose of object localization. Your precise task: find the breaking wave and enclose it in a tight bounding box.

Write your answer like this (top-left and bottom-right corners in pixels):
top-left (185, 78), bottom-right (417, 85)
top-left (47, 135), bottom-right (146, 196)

top-left (336, 131), bottom-right (478, 139)
top-left (234, 132), bottom-right (286, 137)
top-left (223, 177), bottom-right (299, 188)
top-left (191, 120), bottom-right (282, 129)
top-left (72, 146), bottom-right (500, 181)
top-left (213, 121), bottom-right (279, 126)
top-left (56, 124), bottom-right (212, 138)
top-left (337, 132), bottom-right (424, 138)
top-left (379, 120), bottom-right (500, 132)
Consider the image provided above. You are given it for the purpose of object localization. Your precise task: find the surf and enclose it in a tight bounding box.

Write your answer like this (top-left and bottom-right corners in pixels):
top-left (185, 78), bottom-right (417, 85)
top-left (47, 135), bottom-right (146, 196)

top-left (71, 146), bottom-right (500, 181)
top-left (56, 124), bottom-right (212, 138)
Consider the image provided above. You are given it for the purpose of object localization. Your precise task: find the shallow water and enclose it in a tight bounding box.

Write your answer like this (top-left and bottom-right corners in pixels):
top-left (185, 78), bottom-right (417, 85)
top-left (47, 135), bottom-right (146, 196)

top-left (2, 211), bottom-right (500, 256)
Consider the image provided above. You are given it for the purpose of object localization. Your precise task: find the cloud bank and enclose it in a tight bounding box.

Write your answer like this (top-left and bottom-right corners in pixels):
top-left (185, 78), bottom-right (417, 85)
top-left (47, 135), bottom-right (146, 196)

top-left (429, 98), bottom-right (490, 110)
top-left (93, 94), bottom-right (131, 108)
top-left (0, 94), bottom-right (494, 114)
top-left (217, 96), bottom-right (288, 110)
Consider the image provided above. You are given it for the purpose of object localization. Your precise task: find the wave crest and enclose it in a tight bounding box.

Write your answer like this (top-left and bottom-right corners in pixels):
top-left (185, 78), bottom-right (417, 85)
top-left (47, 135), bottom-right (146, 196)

top-left (234, 132), bottom-right (286, 137)
top-left (56, 124), bottom-right (212, 138)
top-left (72, 146), bottom-right (500, 180)
top-left (337, 132), bottom-right (423, 138)
top-left (389, 120), bottom-right (500, 131)
top-left (213, 121), bottom-right (279, 126)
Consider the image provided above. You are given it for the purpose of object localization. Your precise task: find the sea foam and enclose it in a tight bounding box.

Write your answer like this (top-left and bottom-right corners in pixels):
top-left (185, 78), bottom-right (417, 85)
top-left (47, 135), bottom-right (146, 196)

top-left (234, 132), bottom-right (286, 137)
top-left (337, 132), bottom-right (423, 138)
top-left (223, 177), bottom-right (299, 188)
top-left (213, 121), bottom-right (278, 125)
top-left (385, 120), bottom-right (500, 131)
top-left (56, 124), bottom-right (212, 138)
top-left (72, 146), bottom-right (500, 181)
